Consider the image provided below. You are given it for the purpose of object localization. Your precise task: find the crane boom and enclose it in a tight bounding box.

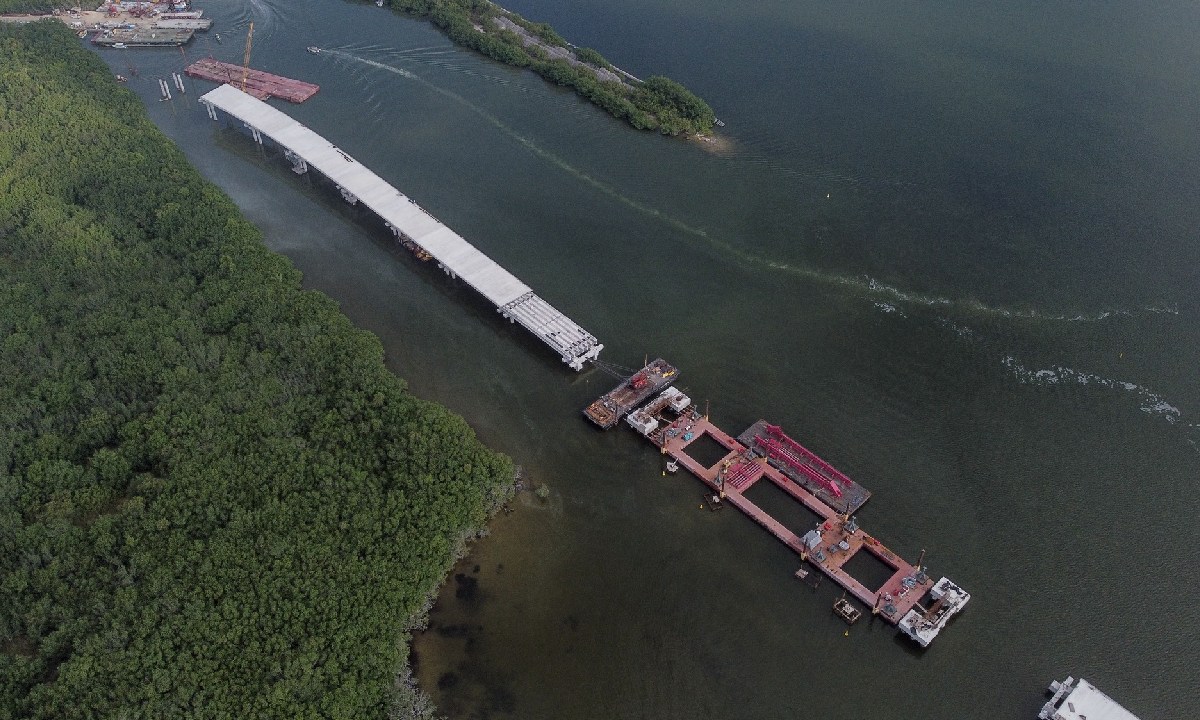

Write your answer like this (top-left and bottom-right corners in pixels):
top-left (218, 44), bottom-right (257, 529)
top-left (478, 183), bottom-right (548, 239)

top-left (241, 21), bottom-right (254, 91)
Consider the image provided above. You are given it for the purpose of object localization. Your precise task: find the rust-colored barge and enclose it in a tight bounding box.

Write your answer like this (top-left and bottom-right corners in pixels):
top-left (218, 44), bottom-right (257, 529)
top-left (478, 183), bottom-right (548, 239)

top-left (737, 420), bottom-right (871, 514)
top-left (185, 58), bottom-right (319, 103)
top-left (583, 359), bottom-right (677, 428)
top-left (651, 407), bottom-right (969, 646)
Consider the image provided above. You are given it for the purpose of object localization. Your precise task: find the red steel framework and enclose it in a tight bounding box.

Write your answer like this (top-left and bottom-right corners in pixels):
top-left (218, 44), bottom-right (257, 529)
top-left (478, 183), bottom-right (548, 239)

top-left (757, 423), bottom-right (855, 497)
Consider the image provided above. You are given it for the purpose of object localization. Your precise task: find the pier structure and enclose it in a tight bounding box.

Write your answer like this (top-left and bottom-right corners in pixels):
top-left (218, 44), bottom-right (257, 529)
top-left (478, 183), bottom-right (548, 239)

top-left (198, 84), bottom-right (603, 370)
top-left (628, 396), bottom-right (969, 646)
top-left (153, 18), bottom-right (213, 30)
top-left (186, 58), bottom-right (319, 103)
top-left (92, 28), bottom-right (192, 46)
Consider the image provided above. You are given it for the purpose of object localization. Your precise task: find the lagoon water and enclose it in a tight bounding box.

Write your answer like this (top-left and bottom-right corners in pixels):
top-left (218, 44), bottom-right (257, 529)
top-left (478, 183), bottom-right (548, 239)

top-left (111, 0), bottom-right (1198, 717)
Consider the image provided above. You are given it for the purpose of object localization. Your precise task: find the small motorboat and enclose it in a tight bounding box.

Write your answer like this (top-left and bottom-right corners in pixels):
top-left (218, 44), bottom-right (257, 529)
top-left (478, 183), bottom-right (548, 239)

top-left (307, 46), bottom-right (321, 54)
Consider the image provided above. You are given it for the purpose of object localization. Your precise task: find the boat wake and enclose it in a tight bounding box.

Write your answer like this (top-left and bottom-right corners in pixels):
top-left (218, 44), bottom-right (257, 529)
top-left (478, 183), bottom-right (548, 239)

top-left (317, 48), bottom-right (1196, 454)
top-left (323, 51), bottom-right (1178, 331)
top-left (923, 315), bottom-right (1195, 451)
top-left (225, 0), bottom-right (287, 42)
top-left (1000, 355), bottom-right (1184, 425)
top-left (323, 49), bottom-right (713, 241)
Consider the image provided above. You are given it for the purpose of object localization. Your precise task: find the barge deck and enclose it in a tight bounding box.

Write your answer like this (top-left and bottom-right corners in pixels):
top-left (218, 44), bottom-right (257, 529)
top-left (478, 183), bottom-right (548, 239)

top-left (92, 28), bottom-right (192, 46)
top-left (186, 58), bottom-right (319, 103)
top-left (609, 389), bottom-right (969, 647)
top-left (583, 359), bottom-right (677, 428)
top-left (737, 420), bottom-right (871, 514)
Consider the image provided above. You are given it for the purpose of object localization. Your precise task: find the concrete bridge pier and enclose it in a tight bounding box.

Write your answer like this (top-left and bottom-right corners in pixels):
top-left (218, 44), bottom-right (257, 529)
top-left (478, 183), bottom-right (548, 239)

top-left (284, 150), bottom-right (308, 174)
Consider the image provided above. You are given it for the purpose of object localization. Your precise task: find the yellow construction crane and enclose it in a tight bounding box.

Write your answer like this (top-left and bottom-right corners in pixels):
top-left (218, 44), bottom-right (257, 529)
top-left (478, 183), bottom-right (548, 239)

top-left (241, 21), bottom-right (254, 91)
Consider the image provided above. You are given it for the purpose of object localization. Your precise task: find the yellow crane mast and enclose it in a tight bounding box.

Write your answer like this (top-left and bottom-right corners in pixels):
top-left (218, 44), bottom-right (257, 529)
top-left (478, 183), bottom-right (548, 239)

top-left (241, 21), bottom-right (254, 91)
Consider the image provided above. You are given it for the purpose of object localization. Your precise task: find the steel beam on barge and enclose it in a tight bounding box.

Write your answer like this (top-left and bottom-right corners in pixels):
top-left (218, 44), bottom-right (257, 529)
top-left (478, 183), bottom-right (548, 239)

top-left (198, 84), bottom-right (602, 370)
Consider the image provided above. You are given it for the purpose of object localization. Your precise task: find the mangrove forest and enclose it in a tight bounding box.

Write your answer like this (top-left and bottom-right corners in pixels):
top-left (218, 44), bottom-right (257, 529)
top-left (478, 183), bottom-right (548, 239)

top-left (382, 0), bottom-right (717, 136)
top-left (0, 21), bottom-right (514, 719)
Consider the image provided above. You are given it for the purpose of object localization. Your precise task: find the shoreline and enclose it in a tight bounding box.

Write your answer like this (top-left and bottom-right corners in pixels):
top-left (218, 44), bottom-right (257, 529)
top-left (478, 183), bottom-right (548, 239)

top-left (379, 0), bottom-right (716, 136)
top-left (0, 9), bottom-right (167, 30)
top-left (0, 20), bottom-right (519, 719)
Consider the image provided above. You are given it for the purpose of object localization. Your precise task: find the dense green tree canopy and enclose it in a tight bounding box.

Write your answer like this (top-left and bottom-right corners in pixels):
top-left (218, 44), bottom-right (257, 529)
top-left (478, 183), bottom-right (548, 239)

top-left (0, 21), bottom-right (513, 719)
top-left (387, 0), bottom-right (716, 135)
top-left (0, 1), bottom-right (56, 13)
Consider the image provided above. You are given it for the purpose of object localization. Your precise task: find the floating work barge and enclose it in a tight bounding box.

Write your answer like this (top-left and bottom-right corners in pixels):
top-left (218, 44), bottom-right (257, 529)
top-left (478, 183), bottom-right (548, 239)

top-left (92, 28), bottom-right (192, 46)
top-left (154, 18), bottom-right (212, 30)
top-left (738, 420), bottom-right (871, 514)
top-left (1039, 677), bottom-right (1141, 720)
top-left (186, 58), bottom-right (319, 103)
top-left (583, 359), bottom-right (678, 428)
top-left (602, 381), bottom-right (969, 647)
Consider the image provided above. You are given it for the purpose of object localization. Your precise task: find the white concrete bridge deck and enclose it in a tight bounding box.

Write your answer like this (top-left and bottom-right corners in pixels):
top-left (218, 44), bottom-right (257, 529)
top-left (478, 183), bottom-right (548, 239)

top-left (199, 84), bottom-right (602, 370)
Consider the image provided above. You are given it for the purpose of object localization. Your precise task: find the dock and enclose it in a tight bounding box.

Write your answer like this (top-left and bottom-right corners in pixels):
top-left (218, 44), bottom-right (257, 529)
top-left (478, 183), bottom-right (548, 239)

top-left (199, 84), bottom-right (603, 370)
top-left (154, 18), bottom-right (213, 30)
top-left (186, 58), bottom-right (320, 103)
top-left (612, 383), bottom-right (968, 646)
top-left (92, 28), bottom-right (192, 46)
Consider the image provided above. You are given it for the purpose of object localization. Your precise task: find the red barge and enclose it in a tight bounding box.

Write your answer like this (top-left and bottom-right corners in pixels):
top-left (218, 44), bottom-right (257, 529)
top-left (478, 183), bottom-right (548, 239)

top-left (584, 361), bottom-right (970, 647)
top-left (185, 58), bottom-right (319, 103)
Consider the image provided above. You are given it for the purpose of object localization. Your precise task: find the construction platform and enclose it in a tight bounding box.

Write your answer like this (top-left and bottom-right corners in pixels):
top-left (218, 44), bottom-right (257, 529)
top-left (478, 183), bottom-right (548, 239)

top-left (186, 58), bottom-right (319, 103)
top-left (198, 84), bottom-right (603, 370)
top-left (737, 420), bottom-right (871, 514)
top-left (153, 18), bottom-right (212, 30)
top-left (584, 359), bottom-right (678, 428)
top-left (92, 28), bottom-right (192, 46)
top-left (620, 393), bottom-right (968, 647)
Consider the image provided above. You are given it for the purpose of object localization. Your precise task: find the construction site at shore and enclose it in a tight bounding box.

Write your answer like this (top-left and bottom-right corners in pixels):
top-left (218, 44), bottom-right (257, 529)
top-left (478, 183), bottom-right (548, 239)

top-left (2, 3), bottom-right (212, 46)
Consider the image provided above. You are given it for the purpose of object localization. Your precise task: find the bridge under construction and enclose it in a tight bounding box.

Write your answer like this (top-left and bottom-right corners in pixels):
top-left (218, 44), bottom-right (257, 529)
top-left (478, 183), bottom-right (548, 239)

top-left (199, 85), bottom-right (970, 648)
top-left (199, 84), bottom-right (603, 370)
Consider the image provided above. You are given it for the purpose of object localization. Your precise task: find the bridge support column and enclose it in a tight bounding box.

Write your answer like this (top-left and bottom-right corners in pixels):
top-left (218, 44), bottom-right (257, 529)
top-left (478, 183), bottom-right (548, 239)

top-left (244, 123), bottom-right (262, 145)
top-left (284, 150), bottom-right (307, 174)
top-left (437, 263), bottom-right (457, 280)
top-left (202, 100), bottom-right (217, 121)
top-left (337, 186), bottom-right (358, 205)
